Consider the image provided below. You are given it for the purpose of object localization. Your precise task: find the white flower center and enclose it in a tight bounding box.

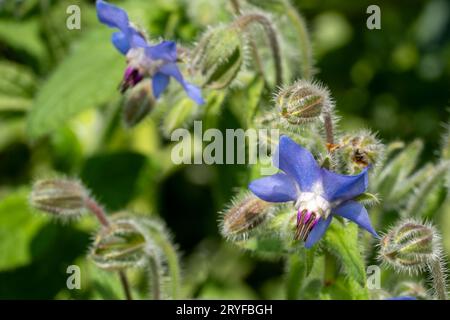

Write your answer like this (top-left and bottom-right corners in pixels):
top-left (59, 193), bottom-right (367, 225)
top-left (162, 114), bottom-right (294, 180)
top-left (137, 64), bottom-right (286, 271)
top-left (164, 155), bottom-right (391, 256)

top-left (126, 48), bottom-right (165, 77)
top-left (295, 192), bottom-right (331, 219)
top-left (293, 192), bottom-right (331, 241)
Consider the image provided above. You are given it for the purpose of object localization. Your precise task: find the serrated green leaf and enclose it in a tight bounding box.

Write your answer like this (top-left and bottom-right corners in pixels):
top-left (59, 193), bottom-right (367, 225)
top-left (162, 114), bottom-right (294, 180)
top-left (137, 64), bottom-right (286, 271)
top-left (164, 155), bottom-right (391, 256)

top-left (323, 221), bottom-right (366, 287)
top-left (27, 29), bottom-right (124, 140)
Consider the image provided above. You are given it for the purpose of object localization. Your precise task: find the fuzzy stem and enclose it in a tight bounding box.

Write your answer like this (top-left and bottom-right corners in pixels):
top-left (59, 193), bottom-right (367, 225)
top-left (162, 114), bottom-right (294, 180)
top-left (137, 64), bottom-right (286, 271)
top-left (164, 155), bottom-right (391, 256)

top-left (280, 0), bottom-right (313, 79)
top-left (429, 259), bottom-right (448, 300)
top-left (84, 198), bottom-right (110, 227)
top-left (148, 254), bottom-right (161, 300)
top-left (118, 270), bottom-right (133, 300)
top-left (84, 197), bottom-right (133, 300)
top-left (233, 13), bottom-right (283, 87)
top-left (145, 222), bottom-right (181, 299)
top-left (324, 112), bottom-right (335, 145)
top-left (229, 0), bottom-right (266, 83)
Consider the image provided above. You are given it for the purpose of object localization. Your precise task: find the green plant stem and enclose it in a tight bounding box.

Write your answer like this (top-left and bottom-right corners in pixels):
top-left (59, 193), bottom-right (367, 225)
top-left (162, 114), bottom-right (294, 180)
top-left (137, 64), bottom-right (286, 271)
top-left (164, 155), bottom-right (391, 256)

top-left (149, 255), bottom-right (161, 300)
top-left (146, 222), bottom-right (181, 299)
top-left (429, 259), bottom-right (448, 300)
top-left (280, 0), bottom-right (313, 79)
top-left (233, 13), bottom-right (283, 87)
top-left (84, 197), bottom-right (133, 300)
top-left (324, 112), bottom-right (335, 146)
top-left (229, 0), bottom-right (266, 83)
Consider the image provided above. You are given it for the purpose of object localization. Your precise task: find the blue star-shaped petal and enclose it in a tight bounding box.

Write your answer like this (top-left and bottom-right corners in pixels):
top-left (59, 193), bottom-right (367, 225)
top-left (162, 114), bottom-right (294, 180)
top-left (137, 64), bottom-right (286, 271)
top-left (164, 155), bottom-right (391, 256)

top-left (96, 0), bottom-right (204, 104)
top-left (249, 135), bottom-right (378, 248)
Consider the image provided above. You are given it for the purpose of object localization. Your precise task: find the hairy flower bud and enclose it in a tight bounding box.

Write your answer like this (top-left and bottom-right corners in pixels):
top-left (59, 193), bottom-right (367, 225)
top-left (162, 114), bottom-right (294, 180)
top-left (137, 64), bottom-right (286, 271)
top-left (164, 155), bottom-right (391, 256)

top-left (191, 25), bottom-right (245, 89)
top-left (30, 179), bottom-right (88, 218)
top-left (220, 192), bottom-right (272, 240)
top-left (275, 80), bottom-right (331, 126)
top-left (379, 219), bottom-right (440, 273)
top-left (123, 80), bottom-right (155, 127)
top-left (338, 130), bottom-right (384, 173)
top-left (90, 217), bottom-right (148, 270)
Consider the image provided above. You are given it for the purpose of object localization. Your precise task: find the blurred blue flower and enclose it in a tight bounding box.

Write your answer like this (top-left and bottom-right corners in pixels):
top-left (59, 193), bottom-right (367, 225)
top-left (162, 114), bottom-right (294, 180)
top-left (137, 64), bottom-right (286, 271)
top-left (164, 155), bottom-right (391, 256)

top-left (96, 0), bottom-right (204, 104)
top-left (386, 296), bottom-right (417, 300)
top-left (249, 135), bottom-right (378, 248)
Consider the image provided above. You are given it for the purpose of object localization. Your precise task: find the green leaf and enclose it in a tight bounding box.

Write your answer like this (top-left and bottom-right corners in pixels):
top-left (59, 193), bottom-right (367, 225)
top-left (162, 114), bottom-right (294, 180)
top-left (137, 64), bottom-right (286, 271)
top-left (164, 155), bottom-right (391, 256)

top-left (0, 18), bottom-right (46, 59)
top-left (285, 247), bottom-right (315, 299)
top-left (323, 221), bottom-right (366, 287)
top-left (0, 189), bottom-right (48, 271)
top-left (27, 29), bottom-right (125, 140)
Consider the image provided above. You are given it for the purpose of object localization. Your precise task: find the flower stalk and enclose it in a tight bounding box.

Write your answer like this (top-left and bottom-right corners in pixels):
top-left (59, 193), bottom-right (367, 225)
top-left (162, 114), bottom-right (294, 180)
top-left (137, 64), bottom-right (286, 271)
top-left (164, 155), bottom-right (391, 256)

top-left (233, 13), bottom-right (283, 87)
top-left (429, 259), bottom-right (448, 300)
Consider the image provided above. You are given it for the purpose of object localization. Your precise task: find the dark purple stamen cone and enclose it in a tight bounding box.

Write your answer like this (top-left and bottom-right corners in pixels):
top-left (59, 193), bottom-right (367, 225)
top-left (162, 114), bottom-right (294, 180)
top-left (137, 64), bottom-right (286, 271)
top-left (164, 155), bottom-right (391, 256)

top-left (120, 67), bottom-right (144, 93)
top-left (295, 209), bottom-right (319, 241)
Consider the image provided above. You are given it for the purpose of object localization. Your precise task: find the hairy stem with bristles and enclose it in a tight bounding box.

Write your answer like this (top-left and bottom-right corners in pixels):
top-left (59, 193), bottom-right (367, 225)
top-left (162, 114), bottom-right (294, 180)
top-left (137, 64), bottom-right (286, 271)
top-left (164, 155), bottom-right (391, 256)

top-left (229, 0), bottom-right (266, 83)
top-left (233, 13), bottom-right (283, 87)
top-left (148, 254), bottom-right (161, 300)
top-left (429, 259), bottom-right (448, 300)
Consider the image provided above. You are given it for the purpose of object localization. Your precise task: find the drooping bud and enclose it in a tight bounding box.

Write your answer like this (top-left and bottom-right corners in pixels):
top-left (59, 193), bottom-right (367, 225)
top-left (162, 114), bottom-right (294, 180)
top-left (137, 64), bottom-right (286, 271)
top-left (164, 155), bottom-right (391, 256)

top-left (90, 217), bottom-right (148, 271)
top-left (220, 192), bottom-right (273, 240)
top-left (29, 179), bottom-right (89, 218)
top-left (338, 130), bottom-right (385, 174)
top-left (191, 24), bottom-right (245, 89)
top-left (378, 219), bottom-right (439, 273)
top-left (275, 80), bottom-right (332, 126)
top-left (123, 79), bottom-right (155, 127)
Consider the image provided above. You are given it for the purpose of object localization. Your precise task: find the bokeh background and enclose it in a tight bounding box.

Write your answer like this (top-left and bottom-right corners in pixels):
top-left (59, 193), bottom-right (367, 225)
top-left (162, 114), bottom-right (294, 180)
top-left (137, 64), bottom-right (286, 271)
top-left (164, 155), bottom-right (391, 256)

top-left (0, 0), bottom-right (449, 299)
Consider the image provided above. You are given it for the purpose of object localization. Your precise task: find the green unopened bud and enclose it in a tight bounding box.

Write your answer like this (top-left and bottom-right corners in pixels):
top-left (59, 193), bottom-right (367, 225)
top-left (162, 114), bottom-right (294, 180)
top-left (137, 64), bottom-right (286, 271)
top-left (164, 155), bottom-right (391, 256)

top-left (123, 80), bottom-right (155, 128)
top-left (220, 192), bottom-right (272, 240)
top-left (379, 219), bottom-right (440, 273)
top-left (338, 130), bottom-right (384, 173)
top-left (30, 179), bottom-right (88, 218)
top-left (90, 217), bottom-right (148, 271)
top-left (191, 25), bottom-right (245, 89)
top-left (275, 80), bottom-right (331, 126)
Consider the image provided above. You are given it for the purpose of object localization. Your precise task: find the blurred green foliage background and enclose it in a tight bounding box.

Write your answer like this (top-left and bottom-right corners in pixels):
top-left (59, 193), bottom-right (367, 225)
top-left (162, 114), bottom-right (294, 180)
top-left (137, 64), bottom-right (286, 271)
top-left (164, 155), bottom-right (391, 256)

top-left (0, 0), bottom-right (449, 299)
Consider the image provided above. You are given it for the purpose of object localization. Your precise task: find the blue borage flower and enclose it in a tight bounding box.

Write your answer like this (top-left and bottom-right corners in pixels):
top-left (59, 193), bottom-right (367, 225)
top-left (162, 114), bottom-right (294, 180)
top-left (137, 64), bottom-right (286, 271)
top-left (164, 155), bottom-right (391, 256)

top-left (96, 0), bottom-right (204, 104)
top-left (249, 135), bottom-right (378, 248)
